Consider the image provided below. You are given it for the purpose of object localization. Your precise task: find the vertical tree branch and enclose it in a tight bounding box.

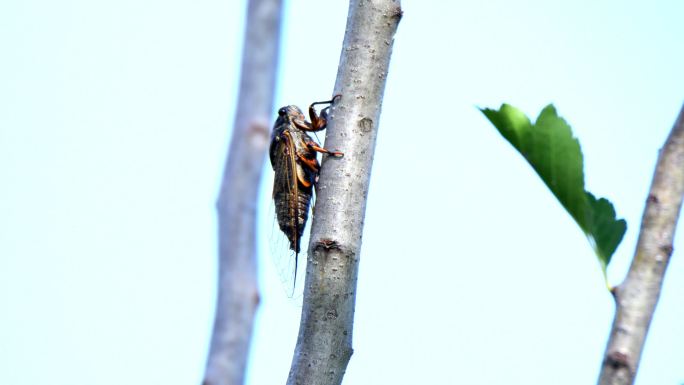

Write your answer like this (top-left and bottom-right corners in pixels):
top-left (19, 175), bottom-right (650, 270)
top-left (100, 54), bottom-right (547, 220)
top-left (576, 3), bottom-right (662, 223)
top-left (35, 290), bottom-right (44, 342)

top-left (204, 1), bottom-right (283, 384)
top-left (598, 103), bottom-right (684, 385)
top-left (287, 1), bottom-right (402, 385)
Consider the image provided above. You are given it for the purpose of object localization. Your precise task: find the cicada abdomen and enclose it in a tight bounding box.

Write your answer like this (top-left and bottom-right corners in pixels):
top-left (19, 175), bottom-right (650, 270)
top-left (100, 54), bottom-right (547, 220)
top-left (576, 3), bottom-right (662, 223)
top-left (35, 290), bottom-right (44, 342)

top-left (269, 97), bottom-right (343, 284)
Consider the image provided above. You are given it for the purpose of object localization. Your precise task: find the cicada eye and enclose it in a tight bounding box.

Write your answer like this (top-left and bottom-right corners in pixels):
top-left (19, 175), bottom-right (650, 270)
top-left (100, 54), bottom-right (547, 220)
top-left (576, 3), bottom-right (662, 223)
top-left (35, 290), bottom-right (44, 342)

top-left (278, 107), bottom-right (287, 116)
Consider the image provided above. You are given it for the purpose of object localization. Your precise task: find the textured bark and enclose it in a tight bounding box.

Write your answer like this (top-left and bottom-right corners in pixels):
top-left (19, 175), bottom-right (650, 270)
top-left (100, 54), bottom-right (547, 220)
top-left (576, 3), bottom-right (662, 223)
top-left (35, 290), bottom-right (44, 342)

top-left (286, 1), bottom-right (402, 385)
top-left (204, 1), bottom-right (283, 384)
top-left (598, 103), bottom-right (684, 385)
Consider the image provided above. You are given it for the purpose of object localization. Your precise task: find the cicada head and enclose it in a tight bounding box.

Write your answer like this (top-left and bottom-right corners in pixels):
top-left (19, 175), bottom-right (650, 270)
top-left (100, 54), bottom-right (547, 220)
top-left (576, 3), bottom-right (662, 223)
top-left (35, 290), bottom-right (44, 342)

top-left (270, 105), bottom-right (307, 168)
top-left (274, 105), bottom-right (305, 130)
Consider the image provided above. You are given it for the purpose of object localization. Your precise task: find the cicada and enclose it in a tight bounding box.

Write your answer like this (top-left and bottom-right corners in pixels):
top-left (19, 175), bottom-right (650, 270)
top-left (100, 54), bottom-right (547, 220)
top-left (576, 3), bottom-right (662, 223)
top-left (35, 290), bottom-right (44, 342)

top-left (269, 97), bottom-right (343, 282)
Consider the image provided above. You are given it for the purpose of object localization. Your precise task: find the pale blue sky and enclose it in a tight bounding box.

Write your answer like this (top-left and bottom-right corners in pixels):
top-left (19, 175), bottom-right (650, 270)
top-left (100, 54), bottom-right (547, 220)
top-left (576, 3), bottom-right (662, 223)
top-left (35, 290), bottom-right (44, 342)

top-left (1, 1), bottom-right (683, 385)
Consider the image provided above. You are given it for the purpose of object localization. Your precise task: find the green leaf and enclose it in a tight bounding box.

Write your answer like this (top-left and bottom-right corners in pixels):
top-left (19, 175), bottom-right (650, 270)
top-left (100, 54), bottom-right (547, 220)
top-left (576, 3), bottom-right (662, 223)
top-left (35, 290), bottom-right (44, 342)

top-left (481, 104), bottom-right (627, 282)
top-left (585, 192), bottom-right (628, 273)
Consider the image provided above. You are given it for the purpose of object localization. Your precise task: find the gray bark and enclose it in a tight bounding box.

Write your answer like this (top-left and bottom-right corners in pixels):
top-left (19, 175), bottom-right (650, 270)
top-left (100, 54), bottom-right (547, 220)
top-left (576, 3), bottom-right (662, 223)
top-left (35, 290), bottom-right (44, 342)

top-left (204, 1), bottom-right (283, 384)
top-left (286, 1), bottom-right (402, 385)
top-left (597, 103), bottom-right (684, 385)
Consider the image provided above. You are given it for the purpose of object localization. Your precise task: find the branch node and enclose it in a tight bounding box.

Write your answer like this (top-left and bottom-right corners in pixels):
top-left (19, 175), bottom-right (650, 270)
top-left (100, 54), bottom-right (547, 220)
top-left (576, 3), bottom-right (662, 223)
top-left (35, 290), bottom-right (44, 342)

top-left (315, 238), bottom-right (342, 252)
top-left (609, 285), bottom-right (619, 299)
top-left (659, 244), bottom-right (674, 257)
top-left (325, 308), bottom-right (339, 320)
top-left (390, 6), bottom-right (403, 21)
top-left (605, 351), bottom-right (632, 372)
top-left (358, 117), bottom-right (374, 133)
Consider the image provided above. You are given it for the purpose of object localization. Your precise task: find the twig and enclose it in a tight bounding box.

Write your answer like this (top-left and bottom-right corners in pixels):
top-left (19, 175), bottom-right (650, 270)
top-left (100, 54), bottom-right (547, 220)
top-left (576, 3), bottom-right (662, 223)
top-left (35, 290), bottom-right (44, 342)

top-left (286, 1), bottom-right (402, 385)
top-left (203, 1), bottom-right (283, 384)
top-left (598, 103), bottom-right (684, 385)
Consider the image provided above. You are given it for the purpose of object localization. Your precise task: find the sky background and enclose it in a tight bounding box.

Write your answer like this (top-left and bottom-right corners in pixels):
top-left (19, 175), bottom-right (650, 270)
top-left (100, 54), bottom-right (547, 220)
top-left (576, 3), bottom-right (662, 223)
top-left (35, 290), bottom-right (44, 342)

top-left (1, 1), bottom-right (684, 384)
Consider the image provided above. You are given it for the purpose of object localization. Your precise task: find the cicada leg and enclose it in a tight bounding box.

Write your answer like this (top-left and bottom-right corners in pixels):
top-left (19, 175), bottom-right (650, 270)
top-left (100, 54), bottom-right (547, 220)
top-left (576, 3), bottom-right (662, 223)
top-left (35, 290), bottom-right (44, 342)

top-left (296, 152), bottom-right (321, 174)
top-left (307, 142), bottom-right (344, 158)
top-left (295, 141), bottom-right (343, 173)
top-left (293, 95), bottom-right (342, 132)
top-left (294, 143), bottom-right (343, 187)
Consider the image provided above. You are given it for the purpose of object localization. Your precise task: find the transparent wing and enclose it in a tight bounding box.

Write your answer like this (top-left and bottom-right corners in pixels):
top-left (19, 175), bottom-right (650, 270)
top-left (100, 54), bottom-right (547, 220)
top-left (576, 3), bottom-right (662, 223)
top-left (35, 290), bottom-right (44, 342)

top-left (267, 197), bottom-right (307, 298)
top-left (266, 138), bottom-right (308, 298)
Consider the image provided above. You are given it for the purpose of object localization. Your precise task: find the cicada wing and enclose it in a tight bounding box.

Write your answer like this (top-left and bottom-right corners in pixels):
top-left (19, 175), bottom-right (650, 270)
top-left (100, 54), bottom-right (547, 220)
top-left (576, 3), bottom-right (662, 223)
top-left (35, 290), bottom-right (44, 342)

top-left (266, 198), bottom-right (305, 298)
top-left (268, 132), bottom-right (307, 298)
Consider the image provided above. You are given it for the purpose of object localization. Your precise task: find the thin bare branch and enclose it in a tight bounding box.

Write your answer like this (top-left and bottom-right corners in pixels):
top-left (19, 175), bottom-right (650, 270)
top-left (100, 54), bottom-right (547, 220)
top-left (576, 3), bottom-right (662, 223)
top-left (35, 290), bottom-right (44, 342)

top-left (204, 1), bottom-right (283, 384)
top-left (598, 103), bottom-right (684, 385)
top-left (286, 1), bottom-right (402, 385)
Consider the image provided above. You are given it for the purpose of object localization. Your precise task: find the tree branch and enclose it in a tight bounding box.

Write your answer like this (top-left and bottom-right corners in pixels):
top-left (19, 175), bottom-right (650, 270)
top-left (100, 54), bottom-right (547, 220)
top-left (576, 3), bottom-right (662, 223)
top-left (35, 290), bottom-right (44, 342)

top-left (286, 1), bottom-right (402, 385)
top-left (203, 1), bottom-right (283, 384)
top-left (598, 103), bottom-right (684, 385)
